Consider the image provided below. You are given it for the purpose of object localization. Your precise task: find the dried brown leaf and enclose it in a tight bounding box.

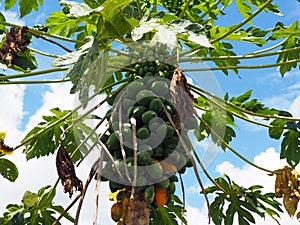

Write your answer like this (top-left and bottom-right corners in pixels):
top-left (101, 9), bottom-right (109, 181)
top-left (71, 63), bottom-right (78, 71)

top-left (56, 145), bottom-right (83, 197)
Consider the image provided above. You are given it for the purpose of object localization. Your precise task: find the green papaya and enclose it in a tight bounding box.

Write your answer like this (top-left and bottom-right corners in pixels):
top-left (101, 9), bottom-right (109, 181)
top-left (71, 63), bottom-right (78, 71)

top-left (146, 159), bottom-right (163, 179)
top-left (144, 185), bottom-right (155, 204)
top-left (156, 177), bottom-right (170, 189)
top-left (137, 151), bottom-right (152, 165)
top-left (107, 132), bottom-right (120, 150)
top-left (142, 110), bottom-right (157, 124)
top-left (136, 90), bottom-right (155, 106)
top-left (137, 127), bottom-right (150, 139)
top-left (126, 81), bottom-right (146, 98)
top-left (149, 98), bottom-right (163, 113)
top-left (150, 80), bottom-right (169, 96)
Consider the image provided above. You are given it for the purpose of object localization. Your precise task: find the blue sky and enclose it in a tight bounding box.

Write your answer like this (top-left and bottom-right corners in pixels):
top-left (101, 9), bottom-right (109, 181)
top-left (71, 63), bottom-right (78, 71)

top-left (0, 1), bottom-right (300, 225)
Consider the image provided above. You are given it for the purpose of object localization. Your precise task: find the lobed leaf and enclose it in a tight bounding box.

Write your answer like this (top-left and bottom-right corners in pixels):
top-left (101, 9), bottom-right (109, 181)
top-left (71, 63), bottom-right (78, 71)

top-left (0, 158), bottom-right (18, 182)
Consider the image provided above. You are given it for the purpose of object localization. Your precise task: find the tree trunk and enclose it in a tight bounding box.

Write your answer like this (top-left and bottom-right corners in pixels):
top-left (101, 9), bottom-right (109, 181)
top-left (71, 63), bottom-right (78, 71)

top-left (125, 191), bottom-right (150, 225)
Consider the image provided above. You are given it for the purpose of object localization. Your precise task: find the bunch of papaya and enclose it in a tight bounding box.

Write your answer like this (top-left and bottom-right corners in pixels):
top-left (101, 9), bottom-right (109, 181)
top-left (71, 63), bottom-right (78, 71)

top-left (103, 46), bottom-right (196, 222)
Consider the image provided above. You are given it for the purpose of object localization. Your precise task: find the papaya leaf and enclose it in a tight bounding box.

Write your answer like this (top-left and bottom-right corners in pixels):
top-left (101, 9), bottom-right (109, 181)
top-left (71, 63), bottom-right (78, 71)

top-left (60, 0), bottom-right (103, 18)
top-left (52, 39), bottom-right (94, 66)
top-left (230, 90), bottom-right (252, 105)
top-left (151, 207), bottom-right (178, 225)
top-left (22, 191), bottom-right (40, 209)
top-left (132, 19), bottom-right (212, 50)
top-left (206, 175), bottom-right (282, 225)
top-left (0, 158), bottom-right (18, 182)
top-left (19, 0), bottom-right (43, 18)
top-left (96, 0), bottom-right (136, 41)
top-left (280, 130), bottom-right (300, 168)
top-left (22, 108), bottom-right (92, 162)
top-left (268, 21), bottom-right (300, 76)
top-left (4, 0), bottom-right (17, 10)
top-left (209, 40), bottom-right (240, 75)
top-left (64, 38), bottom-right (100, 107)
top-left (0, 185), bottom-right (73, 225)
top-left (268, 119), bottom-right (288, 140)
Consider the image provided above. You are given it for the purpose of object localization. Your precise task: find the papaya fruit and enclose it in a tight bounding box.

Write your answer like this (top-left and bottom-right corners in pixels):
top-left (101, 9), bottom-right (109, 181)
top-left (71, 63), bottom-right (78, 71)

top-left (126, 81), bottom-right (146, 98)
top-left (111, 202), bottom-right (123, 222)
top-left (137, 151), bottom-right (152, 166)
top-left (146, 159), bottom-right (163, 179)
top-left (132, 106), bottom-right (148, 120)
top-left (106, 132), bottom-right (120, 150)
top-left (156, 177), bottom-right (170, 189)
top-left (142, 110), bottom-right (157, 124)
top-left (156, 123), bottom-right (174, 139)
top-left (144, 185), bottom-right (155, 204)
top-left (109, 180), bottom-right (124, 193)
top-left (149, 98), bottom-right (163, 113)
top-left (136, 127), bottom-right (150, 139)
top-left (159, 160), bottom-right (177, 173)
top-left (155, 187), bottom-right (169, 207)
top-left (150, 80), bottom-right (169, 96)
top-left (153, 146), bottom-right (164, 157)
top-left (169, 182), bottom-right (176, 194)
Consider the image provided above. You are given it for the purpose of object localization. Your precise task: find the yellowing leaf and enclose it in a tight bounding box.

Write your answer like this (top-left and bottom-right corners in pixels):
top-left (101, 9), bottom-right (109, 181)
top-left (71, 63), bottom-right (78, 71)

top-left (0, 131), bottom-right (7, 141)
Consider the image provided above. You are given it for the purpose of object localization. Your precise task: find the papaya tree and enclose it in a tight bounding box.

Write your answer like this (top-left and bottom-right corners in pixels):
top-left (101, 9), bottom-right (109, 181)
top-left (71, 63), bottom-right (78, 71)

top-left (0, 0), bottom-right (300, 224)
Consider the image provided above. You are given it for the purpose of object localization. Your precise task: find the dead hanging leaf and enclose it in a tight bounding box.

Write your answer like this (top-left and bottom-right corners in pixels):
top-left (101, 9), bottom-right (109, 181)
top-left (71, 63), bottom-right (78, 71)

top-left (0, 27), bottom-right (31, 67)
top-left (274, 166), bottom-right (300, 217)
top-left (56, 145), bottom-right (83, 197)
top-left (170, 66), bottom-right (196, 129)
top-left (0, 141), bottom-right (13, 155)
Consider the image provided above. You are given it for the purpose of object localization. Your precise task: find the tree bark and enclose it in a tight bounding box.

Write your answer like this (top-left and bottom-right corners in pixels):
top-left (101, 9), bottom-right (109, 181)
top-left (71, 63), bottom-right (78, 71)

top-left (125, 191), bottom-right (150, 225)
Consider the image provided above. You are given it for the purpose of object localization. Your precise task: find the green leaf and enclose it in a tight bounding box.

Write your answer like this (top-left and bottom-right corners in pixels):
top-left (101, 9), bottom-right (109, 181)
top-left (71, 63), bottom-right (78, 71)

top-left (22, 108), bottom-right (89, 161)
top-left (230, 90), bottom-right (252, 105)
top-left (209, 40), bottom-right (240, 75)
top-left (280, 130), bottom-right (300, 167)
top-left (195, 107), bottom-right (236, 151)
top-left (52, 205), bottom-right (75, 223)
top-left (12, 50), bottom-right (38, 71)
top-left (60, 0), bottom-right (103, 18)
top-left (224, 202), bottom-right (235, 225)
top-left (236, 0), bottom-right (252, 21)
top-left (40, 210), bottom-right (57, 225)
top-left (206, 175), bottom-right (283, 225)
top-left (210, 194), bottom-right (226, 225)
top-left (151, 207), bottom-right (178, 225)
top-left (19, 0), bottom-right (42, 17)
top-left (52, 39), bottom-right (94, 66)
top-left (4, 0), bottom-right (17, 10)
top-left (96, 0), bottom-right (136, 41)
top-left (0, 158), bottom-right (18, 182)
top-left (84, 0), bottom-right (103, 8)
top-left (65, 38), bottom-right (100, 107)
top-left (22, 191), bottom-right (39, 209)
top-left (268, 119), bottom-right (287, 139)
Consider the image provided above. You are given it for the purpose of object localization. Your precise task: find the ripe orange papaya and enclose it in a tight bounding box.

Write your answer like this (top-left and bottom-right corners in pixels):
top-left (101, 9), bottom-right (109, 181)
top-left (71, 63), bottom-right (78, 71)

top-left (159, 160), bottom-right (177, 173)
top-left (155, 187), bottom-right (168, 207)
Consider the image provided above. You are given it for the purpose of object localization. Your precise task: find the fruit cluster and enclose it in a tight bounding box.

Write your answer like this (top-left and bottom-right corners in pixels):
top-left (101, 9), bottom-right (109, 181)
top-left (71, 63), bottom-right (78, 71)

top-left (101, 50), bottom-right (195, 222)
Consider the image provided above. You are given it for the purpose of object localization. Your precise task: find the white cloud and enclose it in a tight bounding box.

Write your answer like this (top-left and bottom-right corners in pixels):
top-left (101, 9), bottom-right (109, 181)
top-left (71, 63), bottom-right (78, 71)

top-left (0, 82), bottom-right (113, 224)
top-left (185, 204), bottom-right (209, 225)
top-left (0, 84), bottom-right (25, 145)
top-left (24, 83), bottom-right (75, 133)
top-left (216, 147), bottom-right (288, 191)
top-left (289, 95), bottom-right (300, 117)
top-left (184, 148), bottom-right (300, 225)
top-left (1, 11), bottom-right (25, 26)
top-left (214, 147), bottom-right (300, 225)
